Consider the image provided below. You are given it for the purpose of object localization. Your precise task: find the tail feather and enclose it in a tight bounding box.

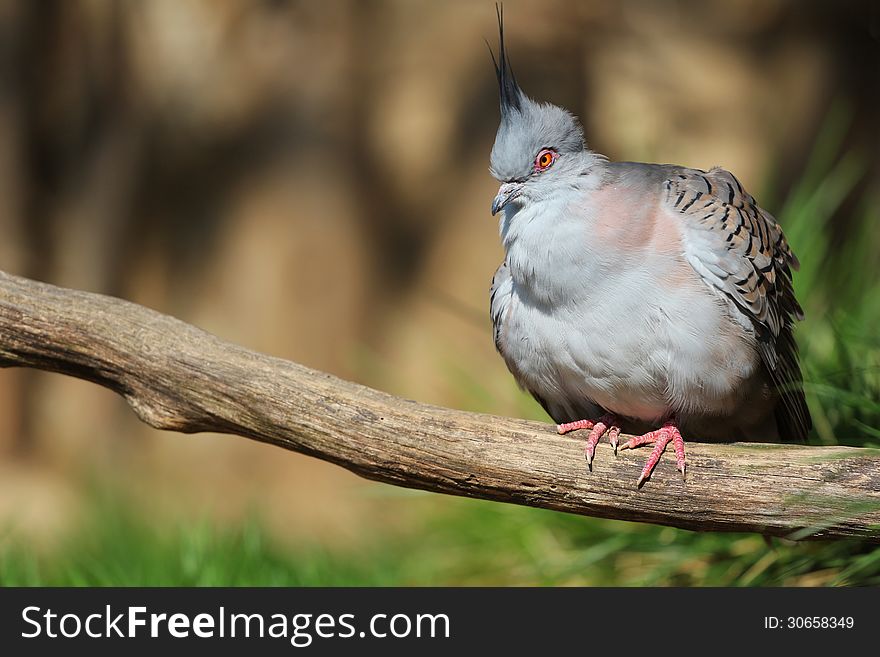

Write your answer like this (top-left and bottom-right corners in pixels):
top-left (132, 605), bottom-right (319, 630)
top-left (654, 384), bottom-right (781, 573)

top-left (769, 326), bottom-right (812, 442)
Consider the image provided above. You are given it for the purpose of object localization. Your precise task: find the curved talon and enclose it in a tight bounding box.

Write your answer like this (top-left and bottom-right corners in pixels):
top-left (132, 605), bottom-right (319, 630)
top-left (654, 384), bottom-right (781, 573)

top-left (608, 425), bottom-right (621, 455)
top-left (622, 421), bottom-right (687, 486)
top-left (671, 426), bottom-right (687, 477)
top-left (560, 414), bottom-right (688, 483)
top-left (584, 421), bottom-right (609, 469)
top-left (559, 414), bottom-right (621, 470)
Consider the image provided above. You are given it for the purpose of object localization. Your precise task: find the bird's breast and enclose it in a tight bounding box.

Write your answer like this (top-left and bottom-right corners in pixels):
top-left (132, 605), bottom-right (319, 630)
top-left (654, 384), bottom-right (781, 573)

top-left (497, 238), bottom-right (761, 423)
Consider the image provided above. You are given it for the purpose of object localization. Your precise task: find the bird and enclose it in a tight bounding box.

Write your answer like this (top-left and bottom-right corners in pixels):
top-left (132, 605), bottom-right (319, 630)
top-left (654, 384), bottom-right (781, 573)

top-left (487, 8), bottom-right (811, 486)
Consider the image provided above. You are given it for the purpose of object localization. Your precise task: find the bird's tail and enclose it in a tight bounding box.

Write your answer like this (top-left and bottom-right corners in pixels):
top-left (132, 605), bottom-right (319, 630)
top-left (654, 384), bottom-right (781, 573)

top-left (771, 326), bottom-right (812, 442)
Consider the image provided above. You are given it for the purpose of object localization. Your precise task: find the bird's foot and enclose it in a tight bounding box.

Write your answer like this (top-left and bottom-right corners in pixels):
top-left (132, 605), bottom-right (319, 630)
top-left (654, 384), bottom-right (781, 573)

top-left (618, 420), bottom-right (687, 487)
top-left (557, 414), bottom-right (621, 469)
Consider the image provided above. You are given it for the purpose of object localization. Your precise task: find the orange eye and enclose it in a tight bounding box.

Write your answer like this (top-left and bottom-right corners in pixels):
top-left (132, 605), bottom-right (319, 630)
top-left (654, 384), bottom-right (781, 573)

top-left (535, 149), bottom-right (556, 171)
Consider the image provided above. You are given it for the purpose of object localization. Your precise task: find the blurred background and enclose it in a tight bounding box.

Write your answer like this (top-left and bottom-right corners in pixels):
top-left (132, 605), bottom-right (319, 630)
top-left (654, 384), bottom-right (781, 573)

top-left (1, 0), bottom-right (879, 585)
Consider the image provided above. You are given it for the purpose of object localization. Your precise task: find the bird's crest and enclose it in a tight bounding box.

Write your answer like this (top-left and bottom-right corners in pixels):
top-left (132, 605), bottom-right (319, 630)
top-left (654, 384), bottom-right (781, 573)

top-left (489, 4), bottom-right (524, 117)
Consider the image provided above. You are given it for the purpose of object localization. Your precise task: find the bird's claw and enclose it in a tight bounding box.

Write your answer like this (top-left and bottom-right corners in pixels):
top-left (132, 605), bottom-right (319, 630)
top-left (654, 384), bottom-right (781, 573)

top-left (557, 418), bottom-right (595, 434)
top-left (629, 422), bottom-right (687, 486)
top-left (558, 414), bottom-right (620, 471)
top-left (560, 416), bottom-right (687, 485)
top-left (608, 425), bottom-right (621, 455)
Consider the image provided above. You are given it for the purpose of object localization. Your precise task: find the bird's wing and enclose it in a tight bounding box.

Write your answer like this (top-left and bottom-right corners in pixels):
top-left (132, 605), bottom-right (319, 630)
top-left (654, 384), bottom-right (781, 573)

top-left (490, 259), bottom-right (513, 354)
top-left (664, 166), bottom-right (811, 440)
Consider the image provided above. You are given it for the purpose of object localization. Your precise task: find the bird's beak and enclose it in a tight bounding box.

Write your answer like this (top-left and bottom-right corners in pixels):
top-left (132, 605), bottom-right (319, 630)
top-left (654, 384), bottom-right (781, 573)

top-left (491, 182), bottom-right (523, 216)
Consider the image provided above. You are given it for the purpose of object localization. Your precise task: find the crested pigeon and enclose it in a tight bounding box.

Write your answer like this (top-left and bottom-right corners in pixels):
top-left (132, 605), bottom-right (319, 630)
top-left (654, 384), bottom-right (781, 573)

top-left (487, 9), bottom-right (811, 486)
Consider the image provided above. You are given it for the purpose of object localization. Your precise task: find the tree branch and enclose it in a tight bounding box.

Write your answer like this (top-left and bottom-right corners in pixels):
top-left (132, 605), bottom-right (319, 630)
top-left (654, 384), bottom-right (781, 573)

top-left (1, 269), bottom-right (878, 542)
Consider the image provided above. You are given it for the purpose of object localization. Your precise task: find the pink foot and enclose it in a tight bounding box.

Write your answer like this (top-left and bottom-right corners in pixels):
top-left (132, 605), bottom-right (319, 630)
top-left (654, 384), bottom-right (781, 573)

top-left (557, 414), bottom-right (621, 469)
top-left (619, 420), bottom-right (687, 487)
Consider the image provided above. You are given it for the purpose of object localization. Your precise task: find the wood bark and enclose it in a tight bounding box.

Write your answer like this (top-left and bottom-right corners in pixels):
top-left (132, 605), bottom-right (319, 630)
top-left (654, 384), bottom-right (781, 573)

top-left (1, 269), bottom-right (878, 542)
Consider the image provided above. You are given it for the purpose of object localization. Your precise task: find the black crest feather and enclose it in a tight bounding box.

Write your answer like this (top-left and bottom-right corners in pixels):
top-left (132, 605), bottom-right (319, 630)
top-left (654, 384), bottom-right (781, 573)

top-left (489, 4), bottom-right (523, 117)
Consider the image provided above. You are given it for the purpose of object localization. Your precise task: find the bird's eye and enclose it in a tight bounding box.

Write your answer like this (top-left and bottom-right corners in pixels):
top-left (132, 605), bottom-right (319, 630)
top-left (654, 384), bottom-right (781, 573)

top-left (534, 149), bottom-right (557, 172)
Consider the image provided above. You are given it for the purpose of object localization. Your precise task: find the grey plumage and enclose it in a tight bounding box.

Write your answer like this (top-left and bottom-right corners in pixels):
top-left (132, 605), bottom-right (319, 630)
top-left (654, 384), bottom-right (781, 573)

top-left (486, 10), bottom-right (811, 467)
top-left (663, 165), bottom-right (810, 441)
top-left (489, 7), bottom-right (585, 183)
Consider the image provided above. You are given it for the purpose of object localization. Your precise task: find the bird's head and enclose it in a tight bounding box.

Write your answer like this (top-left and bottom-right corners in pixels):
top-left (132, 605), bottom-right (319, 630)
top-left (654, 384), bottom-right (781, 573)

top-left (488, 7), bottom-right (588, 216)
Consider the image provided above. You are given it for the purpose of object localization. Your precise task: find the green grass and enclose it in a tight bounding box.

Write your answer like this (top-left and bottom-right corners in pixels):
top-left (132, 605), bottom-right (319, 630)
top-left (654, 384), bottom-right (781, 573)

top-left (779, 101), bottom-right (880, 448)
top-left (2, 492), bottom-right (879, 586)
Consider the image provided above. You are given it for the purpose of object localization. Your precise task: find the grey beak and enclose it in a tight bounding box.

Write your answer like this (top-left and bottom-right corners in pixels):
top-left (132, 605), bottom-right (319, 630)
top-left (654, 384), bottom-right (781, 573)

top-left (491, 182), bottom-right (523, 216)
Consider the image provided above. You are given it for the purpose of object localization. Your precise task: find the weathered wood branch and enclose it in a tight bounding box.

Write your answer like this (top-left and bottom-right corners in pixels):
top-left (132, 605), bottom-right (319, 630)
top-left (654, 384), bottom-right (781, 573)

top-left (1, 269), bottom-right (878, 542)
